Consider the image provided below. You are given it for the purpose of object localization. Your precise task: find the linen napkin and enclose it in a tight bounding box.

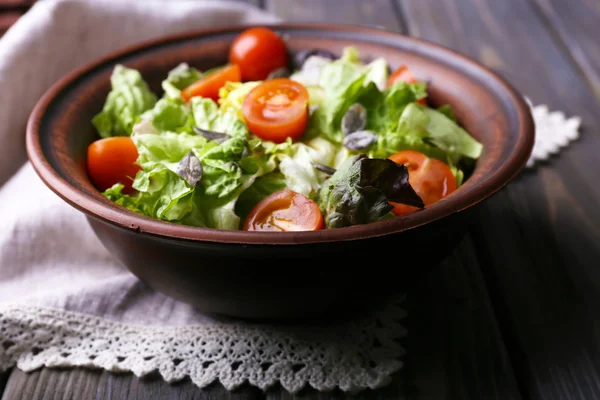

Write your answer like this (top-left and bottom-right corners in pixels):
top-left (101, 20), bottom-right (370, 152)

top-left (0, 0), bottom-right (581, 394)
top-left (0, 0), bottom-right (407, 394)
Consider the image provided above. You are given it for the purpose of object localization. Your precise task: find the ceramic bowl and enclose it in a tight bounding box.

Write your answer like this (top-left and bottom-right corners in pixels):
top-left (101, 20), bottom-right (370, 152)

top-left (26, 24), bottom-right (534, 319)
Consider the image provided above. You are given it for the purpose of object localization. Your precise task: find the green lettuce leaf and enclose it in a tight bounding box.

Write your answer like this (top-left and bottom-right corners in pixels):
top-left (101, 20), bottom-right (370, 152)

top-left (133, 131), bottom-right (207, 169)
top-left (278, 137), bottom-right (350, 199)
top-left (370, 103), bottom-right (482, 162)
top-left (340, 46), bottom-right (361, 64)
top-left (139, 97), bottom-right (194, 133)
top-left (309, 77), bottom-right (422, 144)
top-left (103, 183), bottom-right (143, 214)
top-left (92, 65), bottom-right (158, 138)
top-left (317, 155), bottom-right (424, 228)
top-left (161, 63), bottom-right (202, 99)
top-left (234, 172), bottom-right (287, 223)
top-left (363, 57), bottom-right (389, 91)
top-left (436, 104), bottom-right (457, 122)
top-left (191, 97), bottom-right (248, 138)
top-left (421, 106), bottom-right (483, 159)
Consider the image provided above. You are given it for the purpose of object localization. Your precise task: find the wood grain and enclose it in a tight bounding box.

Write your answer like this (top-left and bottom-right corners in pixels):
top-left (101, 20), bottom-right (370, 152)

top-left (0, 371), bottom-right (9, 397)
top-left (2, 369), bottom-right (265, 400)
top-left (265, 0), bottom-right (404, 33)
top-left (399, 233), bottom-right (521, 400)
top-left (398, 0), bottom-right (600, 398)
top-left (531, 0), bottom-right (600, 102)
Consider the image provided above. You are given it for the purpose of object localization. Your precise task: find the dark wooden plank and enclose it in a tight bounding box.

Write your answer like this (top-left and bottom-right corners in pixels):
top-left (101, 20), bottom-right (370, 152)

top-left (399, 234), bottom-right (521, 400)
top-left (265, 0), bottom-right (404, 32)
top-left (530, 0), bottom-right (600, 102)
top-left (399, 0), bottom-right (600, 399)
top-left (0, 370), bottom-right (10, 397)
top-left (2, 368), bottom-right (265, 400)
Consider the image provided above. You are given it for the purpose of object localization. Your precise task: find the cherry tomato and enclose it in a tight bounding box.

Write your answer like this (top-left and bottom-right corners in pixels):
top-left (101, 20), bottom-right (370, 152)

top-left (181, 64), bottom-right (241, 102)
top-left (242, 78), bottom-right (309, 143)
top-left (387, 65), bottom-right (427, 105)
top-left (388, 150), bottom-right (456, 215)
top-left (87, 137), bottom-right (141, 194)
top-left (229, 27), bottom-right (288, 81)
top-left (244, 189), bottom-right (324, 232)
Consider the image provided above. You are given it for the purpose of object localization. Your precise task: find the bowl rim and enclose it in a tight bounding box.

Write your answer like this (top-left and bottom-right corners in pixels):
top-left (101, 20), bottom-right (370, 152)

top-left (26, 22), bottom-right (535, 245)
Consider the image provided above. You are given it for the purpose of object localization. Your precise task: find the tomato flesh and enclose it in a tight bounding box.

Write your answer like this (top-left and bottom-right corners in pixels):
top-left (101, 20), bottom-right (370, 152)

top-left (229, 27), bottom-right (288, 81)
top-left (388, 150), bottom-right (456, 215)
top-left (388, 65), bottom-right (427, 106)
top-left (244, 189), bottom-right (324, 232)
top-left (181, 64), bottom-right (241, 102)
top-left (242, 78), bottom-right (309, 143)
top-left (87, 137), bottom-right (141, 194)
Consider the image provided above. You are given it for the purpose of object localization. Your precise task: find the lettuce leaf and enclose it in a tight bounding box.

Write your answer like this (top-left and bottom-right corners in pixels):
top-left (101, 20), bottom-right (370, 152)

top-left (309, 76), bottom-right (422, 144)
top-left (278, 137), bottom-right (350, 199)
top-left (92, 65), bottom-right (158, 138)
top-left (234, 172), bottom-right (287, 223)
top-left (161, 63), bottom-right (202, 99)
top-left (139, 97), bottom-right (194, 133)
top-left (317, 155), bottom-right (423, 228)
top-left (421, 106), bottom-right (483, 160)
top-left (369, 103), bottom-right (482, 162)
top-left (191, 97), bottom-right (248, 138)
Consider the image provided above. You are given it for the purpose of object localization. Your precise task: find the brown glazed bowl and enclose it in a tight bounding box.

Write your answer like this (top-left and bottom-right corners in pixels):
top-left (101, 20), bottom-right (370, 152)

top-left (26, 24), bottom-right (534, 320)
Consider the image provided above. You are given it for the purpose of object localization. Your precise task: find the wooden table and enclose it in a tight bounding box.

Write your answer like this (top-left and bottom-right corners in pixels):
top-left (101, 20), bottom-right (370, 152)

top-left (2, 0), bottom-right (600, 398)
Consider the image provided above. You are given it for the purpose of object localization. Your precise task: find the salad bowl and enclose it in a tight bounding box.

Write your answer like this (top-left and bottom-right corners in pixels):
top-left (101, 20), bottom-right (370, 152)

top-left (26, 24), bottom-right (534, 319)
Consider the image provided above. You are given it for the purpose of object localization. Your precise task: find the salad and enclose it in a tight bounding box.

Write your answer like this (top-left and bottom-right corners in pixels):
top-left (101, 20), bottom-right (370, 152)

top-left (86, 27), bottom-right (483, 232)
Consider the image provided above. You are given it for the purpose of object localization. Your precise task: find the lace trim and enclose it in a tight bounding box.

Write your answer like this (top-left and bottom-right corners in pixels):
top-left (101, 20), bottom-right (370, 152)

top-left (0, 297), bottom-right (406, 394)
top-left (526, 99), bottom-right (581, 168)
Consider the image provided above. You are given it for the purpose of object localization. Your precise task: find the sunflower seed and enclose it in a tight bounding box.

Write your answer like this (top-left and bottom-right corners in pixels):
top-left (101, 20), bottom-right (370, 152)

top-left (312, 163), bottom-right (337, 175)
top-left (177, 151), bottom-right (203, 187)
top-left (342, 130), bottom-right (378, 151)
top-left (267, 67), bottom-right (291, 79)
top-left (193, 127), bottom-right (229, 143)
top-left (241, 146), bottom-right (250, 158)
top-left (341, 103), bottom-right (367, 136)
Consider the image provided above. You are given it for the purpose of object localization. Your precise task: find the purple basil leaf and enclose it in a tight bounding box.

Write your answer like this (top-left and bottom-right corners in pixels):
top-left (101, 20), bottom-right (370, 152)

top-left (176, 151), bottom-right (203, 187)
top-left (193, 126), bottom-right (229, 143)
top-left (359, 158), bottom-right (424, 208)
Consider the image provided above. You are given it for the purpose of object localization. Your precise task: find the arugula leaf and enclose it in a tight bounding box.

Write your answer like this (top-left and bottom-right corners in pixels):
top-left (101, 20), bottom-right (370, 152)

top-left (92, 65), bottom-right (158, 138)
top-left (317, 155), bottom-right (423, 228)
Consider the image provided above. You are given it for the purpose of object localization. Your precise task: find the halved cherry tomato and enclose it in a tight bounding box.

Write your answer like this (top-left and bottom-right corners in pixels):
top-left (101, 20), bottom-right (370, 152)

top-left (181, 64), bottom-right (241, 102)
top-left (244, 189), bottom-right (324, 232)
top-left (387, 65), bottom-right (427, 105)
top-left (87, 137), bottom-right (141, 194)
top-left (242, 78), bottom-right (309, 143)
top-left (229, 27), bottom-right (288, 81)
top-left (388, 150), bottom-right (456, 215)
